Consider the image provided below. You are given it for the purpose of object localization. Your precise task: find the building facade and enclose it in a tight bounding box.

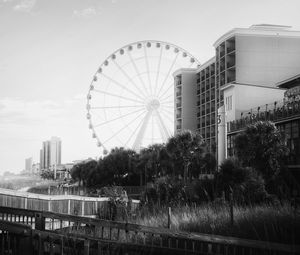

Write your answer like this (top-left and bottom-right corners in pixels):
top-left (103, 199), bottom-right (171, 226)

top-left (174, 24), bottom-right (300, 165)
top-left (224, 74), bottom-right (300, 176)
top-left (25, 157), bottom-right (33, 173)
top-left (40, 137), bottom-right (62, 171)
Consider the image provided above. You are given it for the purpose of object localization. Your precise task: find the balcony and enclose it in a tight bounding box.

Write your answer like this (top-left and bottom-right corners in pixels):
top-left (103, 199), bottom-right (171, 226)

top-left (176, 91), bottom-right (181, 97)
top-left (227, 100), bottom-right (300, 133)
top-left (226, 37), bottom-right (236, 54)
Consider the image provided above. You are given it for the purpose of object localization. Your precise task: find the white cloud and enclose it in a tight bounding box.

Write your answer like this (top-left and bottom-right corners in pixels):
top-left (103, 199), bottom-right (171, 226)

top-left (73, 7), bottom-right (97, 18)
top-left (13, 0), bottom-right (36, 12)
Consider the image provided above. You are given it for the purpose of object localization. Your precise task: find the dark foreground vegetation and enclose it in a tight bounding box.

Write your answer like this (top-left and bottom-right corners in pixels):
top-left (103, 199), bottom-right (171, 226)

top-left (133, 203), bottom-right (299, 245)
top-left (62, 121), bottom-right (299, 245)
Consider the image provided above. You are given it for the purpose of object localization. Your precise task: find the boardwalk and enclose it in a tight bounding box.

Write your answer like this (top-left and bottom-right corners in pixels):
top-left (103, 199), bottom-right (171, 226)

top-left (0, 188), bottom-right (139, 217)
top-left (0, 188), bottom-right (300, 254)
top-left (1, 206), bottom-right (300, 255)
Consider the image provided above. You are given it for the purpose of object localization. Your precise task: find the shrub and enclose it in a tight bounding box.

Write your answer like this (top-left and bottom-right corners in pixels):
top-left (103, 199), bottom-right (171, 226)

top-left (141, 177), bottom-right (187, 207)
top-left (217, 158), bottom-right (268, 204)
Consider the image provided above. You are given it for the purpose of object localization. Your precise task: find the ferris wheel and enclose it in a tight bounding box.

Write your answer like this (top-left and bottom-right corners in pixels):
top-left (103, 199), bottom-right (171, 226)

top-left (87, 40), bottom-right (200, 154)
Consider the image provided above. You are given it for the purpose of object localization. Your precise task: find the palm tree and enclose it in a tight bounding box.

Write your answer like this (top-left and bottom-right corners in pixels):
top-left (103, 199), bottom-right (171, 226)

top-left (166, 130), bottom-right (206, 184)
top-left (138, 144), bottom-right (163, 184)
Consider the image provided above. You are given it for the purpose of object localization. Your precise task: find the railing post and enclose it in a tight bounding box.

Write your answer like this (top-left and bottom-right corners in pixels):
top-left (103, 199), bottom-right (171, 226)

top-left (84, 239), bottom-right (90, 255)
top-left (229, 192), bottom-right (234, 226)
top-left (167, 207), bottom-right (171, 229)
top-left (24, 195), bottom-right (28, 210)
top-left (82, 199), bottom-right (85, 216)
top-left (68, 199), bottom-right (71, 215)
top-left (48, 198), bottom-right (51, 212)
top-left (35, 213), bottom-right (45, 230)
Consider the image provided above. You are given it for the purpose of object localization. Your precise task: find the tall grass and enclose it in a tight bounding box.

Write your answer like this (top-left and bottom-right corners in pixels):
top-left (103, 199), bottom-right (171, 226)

top-left (132, 202), bottom-right (299, 245)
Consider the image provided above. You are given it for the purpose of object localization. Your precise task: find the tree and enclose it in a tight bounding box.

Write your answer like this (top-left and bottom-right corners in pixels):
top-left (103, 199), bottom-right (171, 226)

top-left (138, 144), bottom-right (165, 182)
top-left (216, 158), bottom-right (268, 204)
top-left (40, 169), bottom-right (54, 180)
top-left (70, 159), bottom-right (97, 186)
top-left (166, 130), bottom-right (206, 184)
top-left (93, 147), bottom-right (139, 187)
top-left (234, 121), bottom-right (288, 182)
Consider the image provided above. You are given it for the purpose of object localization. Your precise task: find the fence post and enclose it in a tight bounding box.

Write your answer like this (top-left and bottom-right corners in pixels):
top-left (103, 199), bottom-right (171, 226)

top-left (167, 207), bottom-right (172, 229)
top-left (229, 192), bottom-right (234, 226)
top-left (68, 199), bottom-right (71, 215)
top-left (24, 195), bottom-right (28, 210)
top-left (48, 198), bottom-right (51, 212)
top-left (84, 239), bottom-right (90, 255)
top-left (35, 213), bottom-right (45, 230)
top-left (82, 199), bottom-right (85, 216)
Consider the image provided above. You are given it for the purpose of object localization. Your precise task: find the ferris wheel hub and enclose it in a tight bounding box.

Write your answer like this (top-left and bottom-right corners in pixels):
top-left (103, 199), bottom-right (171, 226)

top-left (146, 99), bottom-right (160, 111)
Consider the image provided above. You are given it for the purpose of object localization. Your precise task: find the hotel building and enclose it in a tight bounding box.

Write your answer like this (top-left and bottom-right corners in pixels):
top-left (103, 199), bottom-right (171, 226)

top-left (174, 24), bottom-right (300, 172)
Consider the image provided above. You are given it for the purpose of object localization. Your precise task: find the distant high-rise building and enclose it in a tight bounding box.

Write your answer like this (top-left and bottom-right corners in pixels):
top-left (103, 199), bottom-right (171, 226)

top-left (40, 137), bottom-right (62, 170)
top-left (25, 157), bottom-right (33, 173)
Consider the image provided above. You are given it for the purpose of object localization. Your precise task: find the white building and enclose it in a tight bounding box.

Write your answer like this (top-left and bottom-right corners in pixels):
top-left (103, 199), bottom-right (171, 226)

top-left (173, 24), bottom-right (300, 167)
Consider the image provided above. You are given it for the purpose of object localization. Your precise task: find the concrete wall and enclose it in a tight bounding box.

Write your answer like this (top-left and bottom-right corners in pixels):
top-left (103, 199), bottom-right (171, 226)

top-left (181, 72), bottom-right (197, 131)
top-left (223, 84), bottom-right (285, 123)
top-left (236, 35), bottom-right (300, 87)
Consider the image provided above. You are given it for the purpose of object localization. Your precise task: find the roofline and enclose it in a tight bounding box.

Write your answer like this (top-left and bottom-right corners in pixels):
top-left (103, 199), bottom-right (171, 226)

top-left (213, 26), bottom-right (300, 48)
top-left (220, 82), bottom-right (287, 91)
top-left (173, 68), bottom-right (198, 77)
top-left (196, 57), bottom-right (216, 71)
top-left (276, 74), bottom-right (300, 87)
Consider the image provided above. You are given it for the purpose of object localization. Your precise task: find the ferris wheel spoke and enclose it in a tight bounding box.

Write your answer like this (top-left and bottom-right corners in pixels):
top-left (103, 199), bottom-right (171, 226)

top-left (160, 109), bottom-right (174, 126)
top-left (154, 46), bottom-right (163, 96)
top-left (143, 46), bottom-right (153, 96)
top-left (93, 89), bottom-right (144, 104)
top-left (132, 110), bottom-right (152, 151)
top-left (155, 110), bottom-right (170, 141)
top-left (151, 114), bottom-right (154, 144)
top-left (127, 51), bottom-right (150, 97)
top-left (102, 109), bottom-right (147, 145)
top-left (156, 52), bottom-right (179, 97)
top-left (160, 100), bottom-right (174, 105)
top-left (160, 93), bottom-right (173, 103)
top-left (124, 111), bottom-right (147, 147)
top-left (93, 107), bottom-right (145, 128)
top-left (91, 105), bottom-right (144, 110)
top-left (101, 72), bottom-right (145, 101)
top-left (158, 82), bottom-right (174, 100)
top-left (161, 107), bottom-right (174, 116)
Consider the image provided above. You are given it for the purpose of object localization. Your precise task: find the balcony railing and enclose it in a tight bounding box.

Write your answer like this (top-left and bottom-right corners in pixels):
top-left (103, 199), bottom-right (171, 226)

top-left (227, 100), bottom-right (300, 133)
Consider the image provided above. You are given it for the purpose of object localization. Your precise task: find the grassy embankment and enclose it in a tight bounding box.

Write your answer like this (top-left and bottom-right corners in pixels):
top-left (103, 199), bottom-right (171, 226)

top-left (132, 202), bottom-right (299, 245)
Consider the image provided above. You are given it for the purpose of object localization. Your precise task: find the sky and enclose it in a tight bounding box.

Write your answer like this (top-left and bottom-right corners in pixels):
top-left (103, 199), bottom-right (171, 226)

top-left (0, 0), bottom-right (300, 174)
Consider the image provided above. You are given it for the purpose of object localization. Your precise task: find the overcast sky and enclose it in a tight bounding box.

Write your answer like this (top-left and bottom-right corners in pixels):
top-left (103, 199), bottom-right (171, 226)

top-left (0, 0), bottom-right (300, 174)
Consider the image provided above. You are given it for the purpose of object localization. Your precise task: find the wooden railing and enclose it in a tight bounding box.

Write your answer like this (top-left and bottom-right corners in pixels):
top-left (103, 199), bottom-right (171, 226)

top-left (28, 185), bottom-right (144, 197)
top-left (0, 188), bottom-right (139, 217)
top-left (0, 206), bottom-right (299, 255)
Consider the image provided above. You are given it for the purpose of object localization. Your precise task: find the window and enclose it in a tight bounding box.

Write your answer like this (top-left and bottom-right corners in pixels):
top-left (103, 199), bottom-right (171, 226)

top-left (225, 95), bottom-right (233, 111)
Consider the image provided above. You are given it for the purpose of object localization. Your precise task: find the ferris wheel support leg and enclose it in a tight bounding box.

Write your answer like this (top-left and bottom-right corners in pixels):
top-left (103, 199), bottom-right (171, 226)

top-left (132, 110), bottom-right (152, 151)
